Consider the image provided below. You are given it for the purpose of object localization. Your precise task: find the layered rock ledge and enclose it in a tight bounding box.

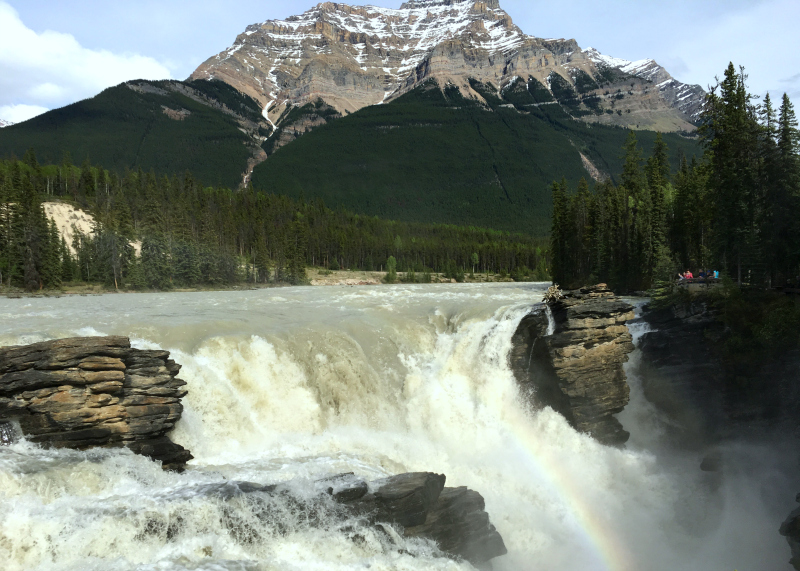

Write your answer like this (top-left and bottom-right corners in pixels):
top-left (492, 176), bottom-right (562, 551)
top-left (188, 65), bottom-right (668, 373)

top-left (0, 336), bottom-right (192, 470)
top-left (511, 284), bottom-right (635, 446)
top-left (198, 471), bottom-right (507, 567)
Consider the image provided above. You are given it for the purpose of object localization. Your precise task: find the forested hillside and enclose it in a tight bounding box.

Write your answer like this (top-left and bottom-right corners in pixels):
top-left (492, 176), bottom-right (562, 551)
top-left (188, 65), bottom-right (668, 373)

top-left (252, 79), bottom-right (700, 235)
top-left (0, 76), bottom-right (699, 238)
top-left (551, 65), bottom-right (800, 291)
top-left (0, 80), bottom-right (268, 189)
top-left (0, 153), bottom-right (549, 291)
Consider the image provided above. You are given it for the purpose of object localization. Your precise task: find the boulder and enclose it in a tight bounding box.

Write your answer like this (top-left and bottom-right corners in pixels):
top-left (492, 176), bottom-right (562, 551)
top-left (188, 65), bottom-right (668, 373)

top-left (511, 284), bottom-right (635, 446)
top-left (196, 471), bottom-right (507, 567)
top-left (0, 336), bottom-right (192, 470)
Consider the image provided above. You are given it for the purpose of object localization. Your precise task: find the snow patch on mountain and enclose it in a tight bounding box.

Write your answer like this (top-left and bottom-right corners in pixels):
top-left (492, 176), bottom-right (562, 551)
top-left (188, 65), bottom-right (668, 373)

top-left (194, 0), bottom-right (525, 109)
top-left (0, 119), bottom-right (13, 128)
top-left (191, 0), bottom-right (706, 131)
top-left (583, 47), bottom-right (705, 120)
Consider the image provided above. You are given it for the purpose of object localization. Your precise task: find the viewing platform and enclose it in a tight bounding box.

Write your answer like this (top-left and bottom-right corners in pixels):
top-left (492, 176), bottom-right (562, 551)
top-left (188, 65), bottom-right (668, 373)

top-left (675, 277), bottom-right (723, 293)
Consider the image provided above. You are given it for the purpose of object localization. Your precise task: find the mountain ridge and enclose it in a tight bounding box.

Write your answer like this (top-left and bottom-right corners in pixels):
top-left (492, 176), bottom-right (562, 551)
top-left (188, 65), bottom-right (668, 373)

top-left (191, 0), bottom-right (705, 134)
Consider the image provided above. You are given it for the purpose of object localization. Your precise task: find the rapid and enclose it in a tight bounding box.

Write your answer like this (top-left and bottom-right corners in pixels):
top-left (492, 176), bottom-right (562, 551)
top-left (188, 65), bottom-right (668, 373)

top-left (0, 284), bottom-right (794, 570)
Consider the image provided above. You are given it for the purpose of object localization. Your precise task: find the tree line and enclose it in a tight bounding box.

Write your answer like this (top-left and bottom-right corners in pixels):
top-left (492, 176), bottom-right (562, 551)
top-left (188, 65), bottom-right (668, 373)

top-left (551, 64), bottom-right (800, 291)
top-left (0, 152), bottom-right (550, 291)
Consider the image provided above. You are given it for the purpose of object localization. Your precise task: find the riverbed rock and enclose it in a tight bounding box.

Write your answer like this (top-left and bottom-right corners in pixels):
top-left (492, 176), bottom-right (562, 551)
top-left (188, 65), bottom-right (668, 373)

top-left (343, 472), bottom-right (507, 565)
top-left (511, 284), bottom-right (636, 446)
top-left (0, 336), bottom-right (192, 470)
top-left (204, 471), bottom-right (506, 566)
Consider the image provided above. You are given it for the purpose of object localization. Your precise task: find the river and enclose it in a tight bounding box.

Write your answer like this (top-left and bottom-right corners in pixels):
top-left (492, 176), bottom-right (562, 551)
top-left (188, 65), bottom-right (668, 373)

top-left (0, 284), bottom-right (794, 570)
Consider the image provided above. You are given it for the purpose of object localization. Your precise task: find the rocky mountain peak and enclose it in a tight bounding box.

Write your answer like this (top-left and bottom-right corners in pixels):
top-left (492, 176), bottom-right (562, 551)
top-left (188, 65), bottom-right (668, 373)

top-left (190, 0), bottom-right (705, 140)
top-left (0, 119), bottom-right (12, 128)
top-left (400, 0), bottom-right (494, 8)
top-left (583, 47), bottom-right (705, 120)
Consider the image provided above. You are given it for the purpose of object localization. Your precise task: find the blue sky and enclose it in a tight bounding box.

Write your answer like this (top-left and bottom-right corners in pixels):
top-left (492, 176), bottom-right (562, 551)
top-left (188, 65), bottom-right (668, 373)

top-left (1, 0), bottom-right (798, 122)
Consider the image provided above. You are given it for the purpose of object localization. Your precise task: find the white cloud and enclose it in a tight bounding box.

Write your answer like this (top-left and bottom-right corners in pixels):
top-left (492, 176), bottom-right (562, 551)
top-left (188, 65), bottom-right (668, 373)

top-left (0, 103), bottom-right (50, 123)
top-left (0, 1), bottom-right (171, 122)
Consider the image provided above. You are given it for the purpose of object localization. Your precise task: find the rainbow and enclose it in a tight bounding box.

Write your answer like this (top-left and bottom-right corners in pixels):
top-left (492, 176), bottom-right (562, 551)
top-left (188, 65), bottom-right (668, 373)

top-left (508, 407), bottom-right (636, 571)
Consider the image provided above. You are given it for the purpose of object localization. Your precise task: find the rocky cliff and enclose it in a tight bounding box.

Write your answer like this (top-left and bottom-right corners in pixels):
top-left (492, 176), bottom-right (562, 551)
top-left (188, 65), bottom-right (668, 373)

top-left (0, 336), bottom-right (192, 470)
top-left (638, 302), bottom-right (800, 445)
top-left (636, 300), bottom-right (800, 568)
top-left (191, 0), bottom-right (703, 134)
top-left (511, 284), bottom-right (636, 446)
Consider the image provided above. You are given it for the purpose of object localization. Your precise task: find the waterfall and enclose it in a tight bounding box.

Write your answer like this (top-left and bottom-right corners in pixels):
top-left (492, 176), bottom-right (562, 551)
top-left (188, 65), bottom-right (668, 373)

top-left (544, 303), bottom-right (556, 336)
top-left (0, 285), bottom-right (794, 571)
top-left (0, 422), bottom-right (16, 446)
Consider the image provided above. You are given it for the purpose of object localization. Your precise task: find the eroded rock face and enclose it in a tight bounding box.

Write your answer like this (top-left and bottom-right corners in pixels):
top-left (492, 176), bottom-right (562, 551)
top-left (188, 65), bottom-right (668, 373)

top-left (511, 284), bottom-right (635, 446)
top-left (0, 336), bottom-right (192, 470)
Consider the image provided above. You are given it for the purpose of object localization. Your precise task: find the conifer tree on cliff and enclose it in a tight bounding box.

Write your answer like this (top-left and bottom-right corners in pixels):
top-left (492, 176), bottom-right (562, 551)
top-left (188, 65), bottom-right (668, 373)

top-left (619, 132), bottom-right (652, 290)
top-left (700, 63), bottom-right (761, 282)
top-left (776, 94), bottom-right (800, 280)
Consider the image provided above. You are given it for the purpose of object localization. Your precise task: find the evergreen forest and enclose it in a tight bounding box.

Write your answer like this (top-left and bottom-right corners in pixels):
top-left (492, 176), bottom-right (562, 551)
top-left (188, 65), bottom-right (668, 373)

top-left (550, 64), bottom-right (800, 292)
top-left (0, 77), bottom-right (700, 238)
top-left (252, 79), bottom-right (699, 236)
top-left (0, 153), bottom-right (549, 292)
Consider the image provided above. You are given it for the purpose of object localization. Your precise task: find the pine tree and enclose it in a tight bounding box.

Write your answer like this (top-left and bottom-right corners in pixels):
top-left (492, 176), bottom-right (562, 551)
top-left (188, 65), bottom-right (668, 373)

top-left (777, 94), bottom-right (800, 281)
top-left (60, 237), bottom-right (75, 283)
top-left (141, 234), bottom-right (172, 289)
top-left (549, 179), bottom-right (568, 285)
top-left (646, 134), bottom-right (670, 251)
top-left (41, 220), bottom-right (63, 288)
top-left (701, 64), bottom-right (761, 282)
top-left (385, 255), bottom-right (397, 283)
top-left (79, 158), bottom-right (95, 201)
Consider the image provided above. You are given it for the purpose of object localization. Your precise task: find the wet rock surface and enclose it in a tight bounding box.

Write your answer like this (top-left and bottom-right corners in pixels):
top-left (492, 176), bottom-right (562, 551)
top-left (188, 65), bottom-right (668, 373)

top-left (0, 336), bottom-right (192, 469)
top-left (511, 284), bottom-right (635, 446)
top-left (204, 471), bottom-right (507, 566)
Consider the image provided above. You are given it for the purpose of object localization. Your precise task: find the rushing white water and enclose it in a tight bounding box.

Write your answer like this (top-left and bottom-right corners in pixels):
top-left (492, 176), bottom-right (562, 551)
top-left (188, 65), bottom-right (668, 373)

top-left (0, 285), bottom-right (794, 571)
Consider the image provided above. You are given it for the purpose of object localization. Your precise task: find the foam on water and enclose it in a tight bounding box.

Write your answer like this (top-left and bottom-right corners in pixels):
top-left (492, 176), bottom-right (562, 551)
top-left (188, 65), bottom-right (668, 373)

top-left (0, 285), bottom-right (795, 570)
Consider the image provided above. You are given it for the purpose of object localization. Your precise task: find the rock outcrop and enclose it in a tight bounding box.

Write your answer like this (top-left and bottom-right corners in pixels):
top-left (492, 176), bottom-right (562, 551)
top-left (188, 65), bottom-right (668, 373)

top-left (638, 302), bottom-right (800, 444)
top-left (196, 471), bottom-right (506, 566)
top-left (511, 284), bottom-right (635, 446)
top-left (781, 495), bottom-right (800, 570)
top-left (0, 336), bottom-right (192, 470)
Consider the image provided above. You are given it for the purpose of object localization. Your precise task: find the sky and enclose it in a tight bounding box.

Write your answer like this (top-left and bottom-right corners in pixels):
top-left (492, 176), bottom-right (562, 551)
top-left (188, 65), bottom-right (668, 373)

top-left (1, 0), bottom-right (798, 123)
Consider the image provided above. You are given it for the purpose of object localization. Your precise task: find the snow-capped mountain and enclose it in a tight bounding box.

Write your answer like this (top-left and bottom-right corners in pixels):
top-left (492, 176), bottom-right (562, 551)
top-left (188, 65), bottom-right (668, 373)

top-left (0, 119), bottom-right (13, 128)
top-left (191, 0), bottom-right (704, 131)
top-left (583, 48), bottom-right (705, 120)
